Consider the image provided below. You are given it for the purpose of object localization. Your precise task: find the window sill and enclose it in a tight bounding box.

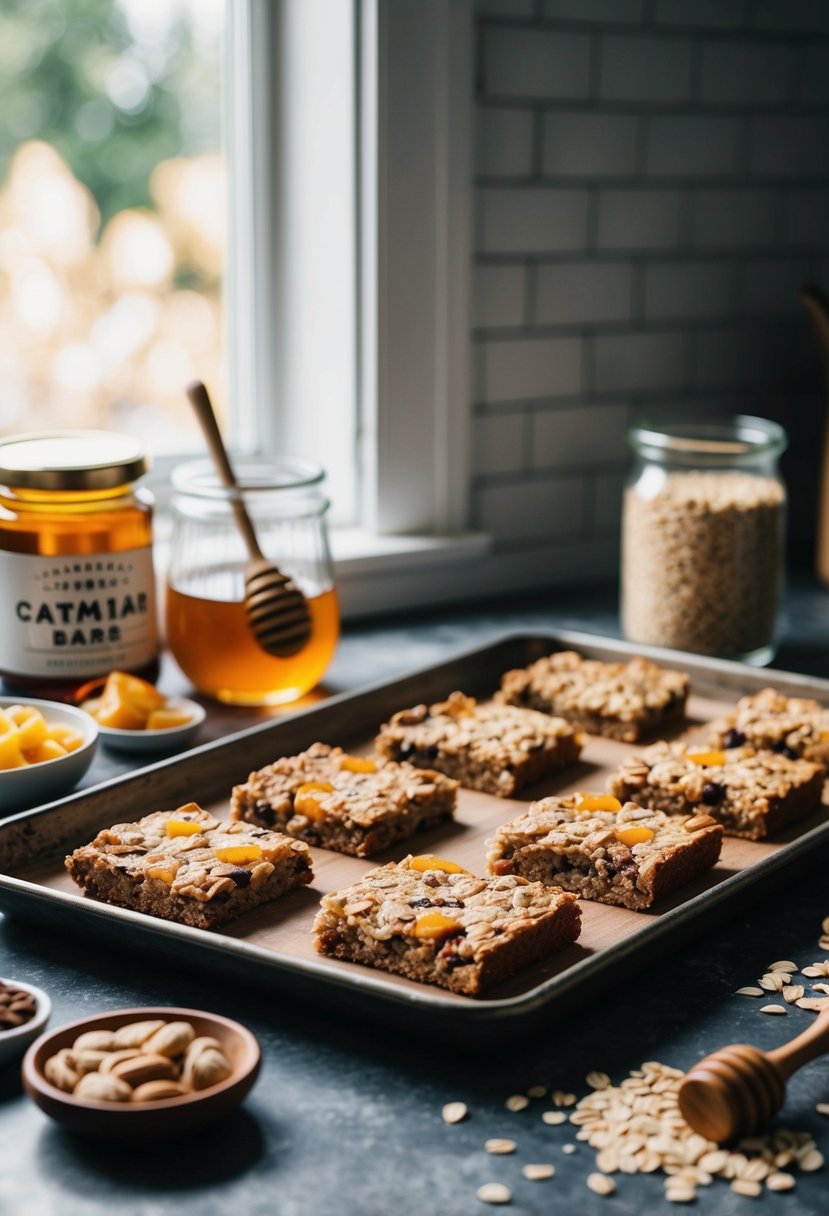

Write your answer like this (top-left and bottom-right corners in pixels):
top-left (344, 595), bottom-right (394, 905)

top-left (331, 529), bottom-right (491, 617)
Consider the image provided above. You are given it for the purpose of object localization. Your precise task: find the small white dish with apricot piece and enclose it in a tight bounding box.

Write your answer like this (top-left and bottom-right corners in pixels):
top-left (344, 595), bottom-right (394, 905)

top-left (80, 671), bottom-right (205, 754)
top-left (0, 697), bottom-right (98, 811)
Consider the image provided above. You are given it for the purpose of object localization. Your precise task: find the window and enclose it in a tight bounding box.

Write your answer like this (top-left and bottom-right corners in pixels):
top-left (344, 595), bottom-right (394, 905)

top-left (0, 0), bottom-right (226, 449)
top-left (0, 0), bottom-right (481, 613)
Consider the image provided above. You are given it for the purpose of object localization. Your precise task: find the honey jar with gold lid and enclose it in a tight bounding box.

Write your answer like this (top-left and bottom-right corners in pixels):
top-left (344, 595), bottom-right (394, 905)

top-left (0, 430), bottom-right (159, 700)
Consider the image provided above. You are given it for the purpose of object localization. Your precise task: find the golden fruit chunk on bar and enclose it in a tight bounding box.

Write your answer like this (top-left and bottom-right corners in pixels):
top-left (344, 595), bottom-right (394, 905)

top-left (409, 855), bottom-right (467, 874)
top-left (412, 912), bottom-right (462, 940)
top-left (339, 755), bottom-right (377, 774)
top-left (214, 845), bottom-right (262, 864)
top-left (576, 793), bottom-right (621, 813)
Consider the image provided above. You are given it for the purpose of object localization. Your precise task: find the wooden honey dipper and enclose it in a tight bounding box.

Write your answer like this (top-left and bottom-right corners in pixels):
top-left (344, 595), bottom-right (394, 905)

top-left (186, 380), bottom-right (312, 658)
top-left (678, 1005), bottom-right (829, 1143)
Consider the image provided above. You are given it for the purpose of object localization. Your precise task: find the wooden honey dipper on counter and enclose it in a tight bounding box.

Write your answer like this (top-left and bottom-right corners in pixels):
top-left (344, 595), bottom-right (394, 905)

top-left (186, 380), bottom-right (312, 658)
top-left (678, 1005), bottom-right (829, 1143)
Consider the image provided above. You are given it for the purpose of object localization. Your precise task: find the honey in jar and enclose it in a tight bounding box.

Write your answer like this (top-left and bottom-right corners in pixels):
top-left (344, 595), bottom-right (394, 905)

top-left (0, 431), bottom-right (159, 701)
top-left (165, 459), bottom-right (339, 705)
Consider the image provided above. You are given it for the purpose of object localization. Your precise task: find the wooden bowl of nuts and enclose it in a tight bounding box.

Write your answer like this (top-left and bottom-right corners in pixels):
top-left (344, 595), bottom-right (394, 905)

top-left (0, 978), bottom-right (51, 1065)
top-left (21, 1007), bottom-right (260, 1140)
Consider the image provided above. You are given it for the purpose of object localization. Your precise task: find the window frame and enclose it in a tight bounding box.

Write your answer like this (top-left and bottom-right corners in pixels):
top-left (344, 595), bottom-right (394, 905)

top-left (158, 0), bottom-right (487, 614)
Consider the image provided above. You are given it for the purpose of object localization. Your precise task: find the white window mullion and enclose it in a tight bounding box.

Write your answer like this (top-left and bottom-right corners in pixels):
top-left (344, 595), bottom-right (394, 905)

top-left (359, 0), bottom-right (472, 536)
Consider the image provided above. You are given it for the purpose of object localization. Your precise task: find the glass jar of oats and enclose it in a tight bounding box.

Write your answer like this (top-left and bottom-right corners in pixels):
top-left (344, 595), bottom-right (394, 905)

top-left (621, 417), bottom-right (787, 664)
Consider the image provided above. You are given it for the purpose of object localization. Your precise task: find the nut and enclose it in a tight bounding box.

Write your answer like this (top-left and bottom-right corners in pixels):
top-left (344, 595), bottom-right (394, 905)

top-left (73, 1072), bottom-right (133, 1103)
top-left (44, 1048), bottom-right (80, 1093)
top-left (186, 1046), bottom-right (233, 1091)
top-left (142, 1020), bottom-right (195, 1059)
top-left (112, 1019), bottom-right (167, 1049)
top-left (98, 1049), bottom-right (141, 1074)
top-left (110, 1053), bottom-right (178, 1087)
top-left (74, 1049), bottom-right (111, 1076)
top-left (72, 1030), bottom-right (118, 1054)
top-left (131, 1080), bottom-right (190, 1103)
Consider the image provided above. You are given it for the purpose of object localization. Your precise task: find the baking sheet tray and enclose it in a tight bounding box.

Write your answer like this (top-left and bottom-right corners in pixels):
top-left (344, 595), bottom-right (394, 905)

top-left (0, 630), bottom-right (827, 1044)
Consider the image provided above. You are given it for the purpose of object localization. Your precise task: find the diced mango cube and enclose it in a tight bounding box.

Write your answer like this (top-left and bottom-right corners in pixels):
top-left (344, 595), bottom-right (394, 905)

top-left (145, 708), bottom-right (193, 731)
top-left (6, 705), bottom-right (48, 751)
top-left (48, 724), bottom-right (84, 752)
top-left (412, 911), bottom-right (462, 940)
top-left (24, 740), bottom-right (68, 764)
top-left (214, 845), bottom-right (262, 864)
top-left (103, 671), bottom-right (165, 715)
top-left (93, 699), bottom-right (147, 731)
top-left (0, 725), bottom-right (26, 770)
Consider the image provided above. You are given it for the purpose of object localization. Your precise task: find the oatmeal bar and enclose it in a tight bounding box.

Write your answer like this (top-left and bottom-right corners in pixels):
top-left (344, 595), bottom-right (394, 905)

top-left (497, 650), bottom-right (688, 742)
top-left (230, 743), bottom-right (457, 857)
top-left (65, 803), bottom-right (313, 930)
top-left (609, 742), bottom-right (825, 840)
top-left (313, 853), bottom-right (581, 996)
top-left (710, 687), bottom-right (829, 768)
top-left (374, 692), bottom-right (582, 797)
top-left (487, 795), bottom-right (722, 910)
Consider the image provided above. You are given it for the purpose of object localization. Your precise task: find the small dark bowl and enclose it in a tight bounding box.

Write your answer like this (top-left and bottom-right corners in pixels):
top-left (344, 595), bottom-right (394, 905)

top-left (22, 1006), bottom-right (260, 1141)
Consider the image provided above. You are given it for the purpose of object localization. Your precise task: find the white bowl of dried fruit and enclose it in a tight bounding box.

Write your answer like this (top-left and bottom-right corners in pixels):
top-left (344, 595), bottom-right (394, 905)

top-left (0, 697), bottom-right (97, 813)
top-left (79, 671), bottom-right (205, 755)
top-left (0, 978), bottom-right (51, 1065)
top-left (22, 1007), bottom-right (260, 1140)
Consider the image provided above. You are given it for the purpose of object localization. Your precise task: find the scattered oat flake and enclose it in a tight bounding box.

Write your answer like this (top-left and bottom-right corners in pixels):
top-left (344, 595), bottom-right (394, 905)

top-left (768, 960), bottom-right (798, 972)
top-left (505, 1094), bottom-right (528, 1112)
top-left (799, 1149), bottom-right (824, 1172)
top-left (441, 1101), bottom-right (467, 1124)
top-left (736, 986), bottom-right (764, 997)
top-left (819, 937), bottom-right (829, 951)
top-left (812, 983), bottom-right (829, 995)
top-left (783, 985), bottom-right (805, 1003)
top-left (476, 1182), bottom-right (511, 1205)
top-left (587, 1173), bottom-right (616, 1196)
top-left (542, 1110), bottom-right (566, 1125)
top-left (822, 916), bottom-right (829, 935)
top-left (562, 1144), bottom-right (577, 1154)
top-left (485, 1139), bottom-right (516, 1155)
top-left (552, 1090), bottom-right (577, 1107)
top-left (759, 973), bottom-right (789, 990)
top-left (522, 1164), bottom-right (554, 1181)
top-left (816, 1103), bottom-right (829, 1117)
top-left (527, 1085), bottom-right (546, 1099)
top-left (759, 1004), bottom-right (787, 1015)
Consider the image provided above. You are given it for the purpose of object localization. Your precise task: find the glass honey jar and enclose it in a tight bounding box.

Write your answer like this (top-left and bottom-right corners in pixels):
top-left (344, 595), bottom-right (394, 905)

top-left (0, 431), bottom-right (159, 700)
top-left (165, 458), bottom-right (339, 706)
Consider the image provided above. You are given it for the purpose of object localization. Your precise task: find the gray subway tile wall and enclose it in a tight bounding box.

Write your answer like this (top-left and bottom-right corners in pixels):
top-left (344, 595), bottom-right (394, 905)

top-left (471, 0), bottom-right (829, 568)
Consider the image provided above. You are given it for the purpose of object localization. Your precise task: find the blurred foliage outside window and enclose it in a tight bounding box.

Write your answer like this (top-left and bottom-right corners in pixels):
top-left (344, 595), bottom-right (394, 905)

top-left (0, 0), bottom-right (226, 452)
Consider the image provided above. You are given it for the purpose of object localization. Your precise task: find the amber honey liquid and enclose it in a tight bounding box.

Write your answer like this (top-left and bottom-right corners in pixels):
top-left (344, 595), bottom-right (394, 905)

top-left (166, 581), bottom-right (339, 706)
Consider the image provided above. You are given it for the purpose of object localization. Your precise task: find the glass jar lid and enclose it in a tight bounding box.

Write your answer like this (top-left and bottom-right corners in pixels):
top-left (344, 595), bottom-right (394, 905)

top-left (0, 431), bottom-right (149, 491)
top-left (629, 416), bottom-right (787, 465)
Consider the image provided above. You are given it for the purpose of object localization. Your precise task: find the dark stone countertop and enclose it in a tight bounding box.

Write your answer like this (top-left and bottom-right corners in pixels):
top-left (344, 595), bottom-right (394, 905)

top-left (1, 574), bottom-right (828, 1216)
